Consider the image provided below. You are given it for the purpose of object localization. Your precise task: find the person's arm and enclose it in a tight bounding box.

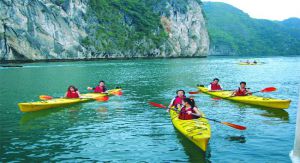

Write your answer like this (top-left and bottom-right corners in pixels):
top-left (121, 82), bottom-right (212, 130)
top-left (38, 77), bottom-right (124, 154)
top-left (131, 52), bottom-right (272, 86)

top-left (231, 90), bottom-right (237, 96)
top-left (187, 107), bottom-right (202, 117)
top-left (207, 84), bottom-right (212, 91)
top-left (167, 98), bottom-right (175, 112)
top-left (77, 91), bottom-right (82, 98)
top-left (64, 92), bottom-right (68, 98)
top-left (193, 107), bottom-right (202, 117)
top-left (168, 98), bottom-right (175, 108)
top-left (87, 87), bottom-right (94, 90)
top-left (220, 84), bottom-right (223, 90)
top-left (104, 88), bottom-right (108, 93)
top-left (246, 89), bottom-right (252, 95)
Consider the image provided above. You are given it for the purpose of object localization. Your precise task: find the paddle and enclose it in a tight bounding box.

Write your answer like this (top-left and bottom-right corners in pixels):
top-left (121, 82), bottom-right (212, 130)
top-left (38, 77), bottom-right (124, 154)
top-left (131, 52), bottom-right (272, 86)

top-left (148, 102), bottom-right (246, 130)
top-left (39, 95), bottom-right (109, 102)
top-left (189, 91), bottom-right (201, 94)
top-left (109, 90), bottom-right (123, 96)
top-left (251, 87), bottom-right (276, 94)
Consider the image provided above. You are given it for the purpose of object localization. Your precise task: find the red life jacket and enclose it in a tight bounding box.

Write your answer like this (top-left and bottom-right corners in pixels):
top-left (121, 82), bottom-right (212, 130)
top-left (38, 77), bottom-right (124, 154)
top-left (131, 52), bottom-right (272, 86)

top-left (235, 88), bottom-right (247, 96)
top-left (94, 86), bottom-right (106, 93)
top-left (66, 91), bottom-right (79, 98)
top-left (172, 96), bottom-right (185, 107)
top-left (210, 83), bottom-right (222, 90)
top-left (179, 107), bottom-right (196, 120)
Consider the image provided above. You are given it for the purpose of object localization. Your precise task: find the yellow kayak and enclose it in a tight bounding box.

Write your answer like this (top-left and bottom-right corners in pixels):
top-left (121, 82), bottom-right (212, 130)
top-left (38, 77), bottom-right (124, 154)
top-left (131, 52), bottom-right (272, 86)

top-left (18, 93), bottom-right (107, 112)
top-left (238, 62), bottom-right (264, 65)
top-left (170, 109), bottom-right (211, 151)
top-left (198, 86), bottom-right (291, 109)
top-left (18, 89), bottom-right (122, 112)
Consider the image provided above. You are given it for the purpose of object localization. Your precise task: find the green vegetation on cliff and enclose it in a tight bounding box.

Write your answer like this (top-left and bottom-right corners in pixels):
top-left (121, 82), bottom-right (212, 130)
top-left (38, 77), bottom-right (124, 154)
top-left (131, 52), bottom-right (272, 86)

top-left (203, 2), bottom-right (300, 55)
top-left (83, 0), bottom-right (168, 56)
top-left (82, 0), bottom-right (204, 57)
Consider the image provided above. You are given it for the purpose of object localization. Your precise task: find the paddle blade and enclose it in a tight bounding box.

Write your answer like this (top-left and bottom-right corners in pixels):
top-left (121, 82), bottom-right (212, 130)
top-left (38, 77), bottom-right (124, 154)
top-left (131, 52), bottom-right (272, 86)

top-left (189, 91), bottom-right (201, 94)
top-left (148, 102), bottom-right (167, 109)
top-left (39, 95), bottom-right (53, 100)
top-left (95, 96), bottom-right (109, 102)
top-left (113, 91), bottom-right (123, 96)
top-left (261, 87), bottom-right (277, 93)
top-left (222, 122), bottom-right (247, 130)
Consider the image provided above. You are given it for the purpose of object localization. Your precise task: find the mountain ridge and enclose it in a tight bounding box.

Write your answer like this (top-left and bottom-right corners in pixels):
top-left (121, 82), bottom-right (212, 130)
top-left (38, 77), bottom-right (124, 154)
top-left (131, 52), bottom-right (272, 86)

top-left (203, 2), bottom-right (300, 55)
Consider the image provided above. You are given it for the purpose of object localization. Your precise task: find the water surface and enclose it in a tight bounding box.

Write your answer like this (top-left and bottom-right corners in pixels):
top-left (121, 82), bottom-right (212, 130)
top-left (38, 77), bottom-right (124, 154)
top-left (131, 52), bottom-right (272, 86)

top-left (0, 56), bottom-right (299, 162)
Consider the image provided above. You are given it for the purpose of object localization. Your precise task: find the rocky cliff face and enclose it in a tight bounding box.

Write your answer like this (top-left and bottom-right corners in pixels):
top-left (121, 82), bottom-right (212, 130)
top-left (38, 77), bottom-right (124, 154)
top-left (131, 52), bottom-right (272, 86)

top-left (0, 0), bottom-right (88, 60)
top-left (164, 0), bottom-right (209, 57)
top-left (0, 0), bottom-right (209, 61)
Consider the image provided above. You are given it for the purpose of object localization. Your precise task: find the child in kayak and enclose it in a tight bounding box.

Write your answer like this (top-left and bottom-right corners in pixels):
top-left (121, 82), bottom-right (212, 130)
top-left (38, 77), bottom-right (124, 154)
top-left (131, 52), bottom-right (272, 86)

top-left (208, 78), bottom-right (223, 91)
top-left (168, 90), bottom-right (186, 112)
top-left (178, 98), bottom-right (202, 120)
top-left (87, 80), bottom-right (107, 93)
top-left (65, 85), bottom-right (81, 98)
top-left (231, 82), bottom-right (252, 96)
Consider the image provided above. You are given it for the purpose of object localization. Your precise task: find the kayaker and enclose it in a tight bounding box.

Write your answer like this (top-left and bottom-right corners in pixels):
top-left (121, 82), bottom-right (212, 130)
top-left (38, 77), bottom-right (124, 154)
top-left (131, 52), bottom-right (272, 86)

top-left (231, 82), bottom-right (252, 96)
top-left (208, 78), bottom-right (223, 91)
top-left (168, 90), bottom-right (186, 111)
top-left (65, 85), bottom-right (81, 98)
top-left (178, 98), bottom-right (202, 120)
top-left (87, 80), bottom-right (107, 93)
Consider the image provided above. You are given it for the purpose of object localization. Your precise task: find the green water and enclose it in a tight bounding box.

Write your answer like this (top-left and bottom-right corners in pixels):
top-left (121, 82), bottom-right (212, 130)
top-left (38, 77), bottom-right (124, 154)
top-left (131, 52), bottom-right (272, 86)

top-left (1, 56), bottom-right (299, 162)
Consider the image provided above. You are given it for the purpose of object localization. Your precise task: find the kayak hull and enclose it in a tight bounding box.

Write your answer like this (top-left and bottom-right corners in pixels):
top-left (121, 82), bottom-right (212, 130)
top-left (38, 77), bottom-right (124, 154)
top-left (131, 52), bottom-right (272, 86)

top-left (197, 86), bottom-right (291, 109)
top-left (18, 89), bottom-right (122, 112)
top-left (18, 98), bottom-right (90, 112)
top-left (170, 109), bottom-right (211, 151)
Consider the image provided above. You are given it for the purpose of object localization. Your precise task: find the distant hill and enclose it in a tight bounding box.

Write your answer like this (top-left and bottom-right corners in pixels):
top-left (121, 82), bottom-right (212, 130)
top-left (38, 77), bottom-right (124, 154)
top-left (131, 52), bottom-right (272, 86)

top-left (280, 18), bottom-right (300, 30)
top-left (203, 2), bottom-right (300, 55)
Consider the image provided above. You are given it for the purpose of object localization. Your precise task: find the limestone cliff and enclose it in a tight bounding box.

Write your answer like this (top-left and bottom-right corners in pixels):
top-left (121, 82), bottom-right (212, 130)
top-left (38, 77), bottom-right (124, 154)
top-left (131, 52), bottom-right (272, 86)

top-left (0, 0), bottom-right (209, 61)
top-left (163, 0), bottom-right (209, 57)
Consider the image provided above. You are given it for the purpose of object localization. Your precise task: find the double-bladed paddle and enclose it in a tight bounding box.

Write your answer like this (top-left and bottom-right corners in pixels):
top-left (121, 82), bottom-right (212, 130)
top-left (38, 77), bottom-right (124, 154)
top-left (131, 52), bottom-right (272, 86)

top-left (148, 102), bottom-right (246, 130)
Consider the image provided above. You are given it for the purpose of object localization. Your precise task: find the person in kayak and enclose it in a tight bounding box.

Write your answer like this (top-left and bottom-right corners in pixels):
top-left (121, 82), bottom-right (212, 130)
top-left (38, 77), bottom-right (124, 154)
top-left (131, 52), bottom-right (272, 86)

top-left (65, 85), bottom-right (81, 98)
top-left (178, 98), bottom-right (202, 120)
top-left (208, 78), bottom-right (223, 91)
top-left (87, 80), bottom-right (107, 93)
top-left (168, 90), bottom-right (186, 111)
top-left (231, 82), bottom-right (252, 96)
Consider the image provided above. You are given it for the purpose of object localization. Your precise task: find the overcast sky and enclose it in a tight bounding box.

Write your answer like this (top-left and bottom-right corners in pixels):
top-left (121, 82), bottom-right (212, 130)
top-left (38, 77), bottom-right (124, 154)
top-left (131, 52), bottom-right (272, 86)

top-left (203, 0), bottom-right (300, 20)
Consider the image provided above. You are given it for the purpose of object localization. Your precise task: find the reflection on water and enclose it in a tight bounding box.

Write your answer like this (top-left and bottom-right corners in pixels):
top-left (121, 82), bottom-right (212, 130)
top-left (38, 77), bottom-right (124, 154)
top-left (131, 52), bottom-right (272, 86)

top-left (259, 109), bottom-right (289, 121)
top-left (174, 130), bottom-right (209, 163)
top-left (20, 105), bottom-right (83, 125)
top-left (225, 135), bottom-right (246, 143)
top-left (95, 107), bottom-right (109, 121)
top-left (96, 107), bottom-right (108, 113)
